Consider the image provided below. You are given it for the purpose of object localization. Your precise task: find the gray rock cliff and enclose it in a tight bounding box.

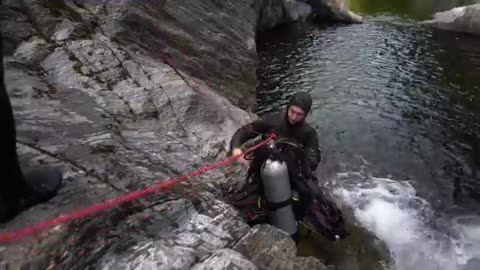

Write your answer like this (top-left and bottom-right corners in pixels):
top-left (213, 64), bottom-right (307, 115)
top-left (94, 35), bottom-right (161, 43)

top-left (0, 0), bottom-right (333, 269)
top-left (2, 0), bottom-right (258, 110)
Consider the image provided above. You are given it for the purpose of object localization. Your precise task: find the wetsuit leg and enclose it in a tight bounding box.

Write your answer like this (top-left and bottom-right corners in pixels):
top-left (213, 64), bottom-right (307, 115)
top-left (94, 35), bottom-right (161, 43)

top-left (292, 176), bottom-right (314, 220)
top-left (0, 30), bottom-right (29, 216)
top-left (292, 170), bottom-right (335, 213)
top-left (0, 30), bottom-right (63, 222)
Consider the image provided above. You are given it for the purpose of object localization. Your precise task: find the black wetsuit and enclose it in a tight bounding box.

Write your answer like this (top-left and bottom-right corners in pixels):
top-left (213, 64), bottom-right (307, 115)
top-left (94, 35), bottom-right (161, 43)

top-left (0, 29), bottom-right (27, 205)
top-left (230, 110), bottom-right (322, 172)
top-left (230, 92), bottom-right (348, 239)
top-left (0, 26), bottom-right (63, 222)
top-left (229, 109), bottom-right (323, 215)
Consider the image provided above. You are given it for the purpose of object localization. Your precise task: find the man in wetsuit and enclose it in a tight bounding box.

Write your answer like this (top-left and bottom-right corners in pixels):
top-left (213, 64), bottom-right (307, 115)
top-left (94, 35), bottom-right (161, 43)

top-left (229, 94), bottom-right (349, 240)
top-left (230, 91), bottom-right (321, 174)
top-left (229, 91), bottom-right (322, 208)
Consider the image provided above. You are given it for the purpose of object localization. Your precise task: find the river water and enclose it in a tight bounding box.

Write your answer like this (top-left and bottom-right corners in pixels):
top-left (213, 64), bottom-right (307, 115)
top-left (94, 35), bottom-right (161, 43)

top-left (256, 1), bottom-right (480, 269)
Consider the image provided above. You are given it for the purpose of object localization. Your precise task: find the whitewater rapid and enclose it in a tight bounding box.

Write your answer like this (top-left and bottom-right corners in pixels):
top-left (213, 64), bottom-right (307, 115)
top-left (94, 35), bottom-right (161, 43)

top-left (331, 173), bottom-right (480, 270)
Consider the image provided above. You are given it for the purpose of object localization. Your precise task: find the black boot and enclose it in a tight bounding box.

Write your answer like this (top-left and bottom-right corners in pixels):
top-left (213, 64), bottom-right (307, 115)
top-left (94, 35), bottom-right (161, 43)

top-left (0, 167), bottom-right (64, 223)
top-left (291, 230), bottom-right (300, 244)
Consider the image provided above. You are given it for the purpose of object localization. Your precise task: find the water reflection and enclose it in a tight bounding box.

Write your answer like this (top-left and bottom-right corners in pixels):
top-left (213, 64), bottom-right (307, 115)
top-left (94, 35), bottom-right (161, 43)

top-left (430, 30), bottom-right (480, 204)
top-left (256, 18), bottom-right (480, 208)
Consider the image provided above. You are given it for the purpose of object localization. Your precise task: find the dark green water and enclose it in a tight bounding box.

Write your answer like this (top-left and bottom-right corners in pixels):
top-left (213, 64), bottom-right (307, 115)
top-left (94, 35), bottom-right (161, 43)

top-left (256, 1), bottom-right (480, 270)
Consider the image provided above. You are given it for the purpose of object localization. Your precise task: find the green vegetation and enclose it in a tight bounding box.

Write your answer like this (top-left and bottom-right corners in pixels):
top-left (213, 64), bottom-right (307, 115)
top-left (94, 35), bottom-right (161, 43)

top-left (348, 0), bottom-right (478, 20)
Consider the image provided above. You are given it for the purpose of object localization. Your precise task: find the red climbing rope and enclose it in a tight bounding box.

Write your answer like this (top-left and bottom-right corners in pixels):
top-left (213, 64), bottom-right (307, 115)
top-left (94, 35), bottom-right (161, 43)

top-left (0, 133), bottom-right (277, 244)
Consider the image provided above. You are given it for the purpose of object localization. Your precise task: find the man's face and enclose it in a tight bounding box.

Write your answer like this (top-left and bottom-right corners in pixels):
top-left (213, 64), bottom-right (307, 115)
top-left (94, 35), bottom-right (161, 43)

top-left (287, 105), bottom-right (306, 125)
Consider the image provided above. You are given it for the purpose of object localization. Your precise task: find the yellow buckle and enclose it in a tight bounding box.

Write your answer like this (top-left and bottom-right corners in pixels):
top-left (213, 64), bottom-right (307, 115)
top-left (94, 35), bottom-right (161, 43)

top-left (258, 195), bottom-right (299, 208)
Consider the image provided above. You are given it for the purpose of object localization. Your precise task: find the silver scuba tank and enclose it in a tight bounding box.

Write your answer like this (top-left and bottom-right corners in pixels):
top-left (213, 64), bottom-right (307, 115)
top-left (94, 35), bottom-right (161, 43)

top-left (260, 157), bottom-right (298, 236)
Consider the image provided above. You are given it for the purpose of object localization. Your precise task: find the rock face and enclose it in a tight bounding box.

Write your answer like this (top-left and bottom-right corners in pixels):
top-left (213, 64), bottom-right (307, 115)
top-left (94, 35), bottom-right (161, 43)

top-left (96, 196), bottom-right (255, 270)
top-left (0, 0), bottom-right (251, 267)
top-left (423, 4), bottom-right (480, 36)
top-left (0, 0), bottom-right (329, 269)
top-left (1, 0), bottom-right (258, 110)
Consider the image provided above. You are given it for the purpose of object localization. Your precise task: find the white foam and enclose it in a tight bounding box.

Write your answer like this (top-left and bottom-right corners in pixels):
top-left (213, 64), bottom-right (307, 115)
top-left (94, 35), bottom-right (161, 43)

top-left (453, 216), bottom-right (480, 266)
top-left (332, 174), bottom-right (480, 270)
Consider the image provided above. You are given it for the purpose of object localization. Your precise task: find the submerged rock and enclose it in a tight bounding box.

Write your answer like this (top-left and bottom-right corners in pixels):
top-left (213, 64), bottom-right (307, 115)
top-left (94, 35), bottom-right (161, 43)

top-left (423, 4), bottom-right (480, 36)
top-left (13, 37), bottom-right (54, 66)
top-left (234, 224), bottom-right (327, 270)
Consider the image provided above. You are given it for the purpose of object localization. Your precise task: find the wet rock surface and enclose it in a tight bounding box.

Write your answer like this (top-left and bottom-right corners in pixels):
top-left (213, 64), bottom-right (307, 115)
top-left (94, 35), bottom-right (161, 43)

top-left (0, 0), bottom-right (355, 268)
top-left (191, 249), bottom-right (258, 270)
top-left (234, 224), bottom-right (328, 270)
top-left (423, 4), bottom-right (480, 36)
top-left (97, 197), bottom-right (252, 270)
top-left (0, 0), bottom-right (255, 268)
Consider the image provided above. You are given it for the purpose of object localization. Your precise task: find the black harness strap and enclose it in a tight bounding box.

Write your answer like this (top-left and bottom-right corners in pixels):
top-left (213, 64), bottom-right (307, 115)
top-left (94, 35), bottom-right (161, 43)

top-left (264, 198), bottom-right (293, 211)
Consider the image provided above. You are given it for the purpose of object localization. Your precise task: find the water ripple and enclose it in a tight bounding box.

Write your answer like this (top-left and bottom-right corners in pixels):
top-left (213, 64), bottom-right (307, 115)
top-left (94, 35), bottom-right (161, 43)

top-left (257, 18), bottom-right (480, 205)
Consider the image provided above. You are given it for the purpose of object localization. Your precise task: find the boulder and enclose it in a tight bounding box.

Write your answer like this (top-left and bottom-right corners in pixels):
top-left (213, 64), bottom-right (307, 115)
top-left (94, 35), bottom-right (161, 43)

top-left (285, 0), bottom-right (314, 22)
top-left (423, 4), bottom-right (480, 36)
top-left (307, 0), bottom-right (364, 24)
top-left (191, 249), bottom-right (258, 270)
top-left (256, 0), bottom-right (313, 32)
top-left (13, 37), bottom-right (54, 66)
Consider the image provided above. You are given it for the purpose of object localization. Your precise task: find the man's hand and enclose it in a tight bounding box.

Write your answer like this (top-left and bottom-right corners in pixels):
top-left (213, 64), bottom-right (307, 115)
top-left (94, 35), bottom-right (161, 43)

top-left (232, 148), bottom-right (248, 166)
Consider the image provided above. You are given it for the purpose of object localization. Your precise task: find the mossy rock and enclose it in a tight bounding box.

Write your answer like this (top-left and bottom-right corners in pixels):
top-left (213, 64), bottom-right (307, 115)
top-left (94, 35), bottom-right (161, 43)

top-left (297, 223), bottom-right (391, 270)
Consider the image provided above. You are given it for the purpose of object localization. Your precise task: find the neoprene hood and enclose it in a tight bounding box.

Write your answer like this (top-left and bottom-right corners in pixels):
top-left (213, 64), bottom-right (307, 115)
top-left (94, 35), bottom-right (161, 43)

top-left (288, 91), bottom-right (312, 114)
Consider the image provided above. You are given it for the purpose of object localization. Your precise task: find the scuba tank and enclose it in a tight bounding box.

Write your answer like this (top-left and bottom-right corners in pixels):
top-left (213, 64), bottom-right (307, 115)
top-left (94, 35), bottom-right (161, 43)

top-left (232, 138), bottom-right (349, 242)
top-left (259, 142), bottom-right (298, 239)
